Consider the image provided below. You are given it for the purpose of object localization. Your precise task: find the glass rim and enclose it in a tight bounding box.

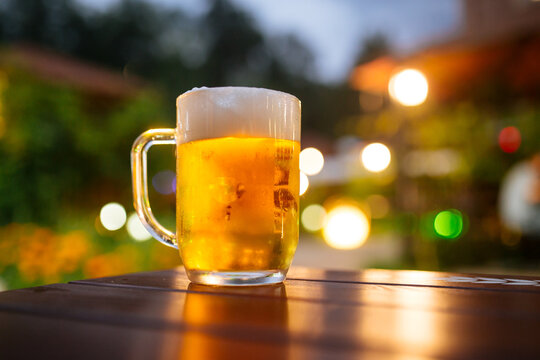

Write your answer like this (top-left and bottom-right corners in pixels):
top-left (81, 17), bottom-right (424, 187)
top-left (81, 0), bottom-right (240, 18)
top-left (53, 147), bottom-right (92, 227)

top-left (176, 86), bottom-right (300, 104)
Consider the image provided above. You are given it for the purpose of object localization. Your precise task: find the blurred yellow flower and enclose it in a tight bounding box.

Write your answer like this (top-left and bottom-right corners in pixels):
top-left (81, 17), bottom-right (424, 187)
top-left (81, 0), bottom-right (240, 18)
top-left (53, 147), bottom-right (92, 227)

top-left (0, 224), bottom-right (91, 283)
top-left (83, 245), bottom-right (140, 279)
top-left (0, 223), bottom-right (179, 287)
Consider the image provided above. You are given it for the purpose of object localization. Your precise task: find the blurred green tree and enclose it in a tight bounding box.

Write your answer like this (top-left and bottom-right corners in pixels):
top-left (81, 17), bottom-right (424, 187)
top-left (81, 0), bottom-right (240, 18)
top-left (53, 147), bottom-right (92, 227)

top-left (0, 70), bottom-right (170, 226)
top-left (355, 33), bottom-right (391, 65)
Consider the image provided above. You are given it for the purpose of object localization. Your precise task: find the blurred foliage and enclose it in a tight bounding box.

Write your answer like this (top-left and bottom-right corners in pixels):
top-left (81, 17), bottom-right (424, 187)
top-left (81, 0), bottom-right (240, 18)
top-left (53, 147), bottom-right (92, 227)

top-left (0, 68), bottom-right (179, 289)
top-left (0, 70), bottom-right (170, 225)
top-left (354, 33), bottom-right (391, 65)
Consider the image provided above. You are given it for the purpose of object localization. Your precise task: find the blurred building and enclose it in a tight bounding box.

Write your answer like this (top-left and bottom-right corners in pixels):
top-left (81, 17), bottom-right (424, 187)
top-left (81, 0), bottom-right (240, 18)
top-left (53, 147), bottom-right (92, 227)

top-left (462, 0), bottom-right (540, 42)
top-left (0, 44), bottom-right (142, 100)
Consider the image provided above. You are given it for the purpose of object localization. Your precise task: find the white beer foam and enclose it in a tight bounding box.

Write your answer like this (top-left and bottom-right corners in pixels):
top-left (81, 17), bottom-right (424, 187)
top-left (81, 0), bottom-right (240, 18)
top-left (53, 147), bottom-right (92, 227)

top-left (176, 87), bottom-right (300, 143)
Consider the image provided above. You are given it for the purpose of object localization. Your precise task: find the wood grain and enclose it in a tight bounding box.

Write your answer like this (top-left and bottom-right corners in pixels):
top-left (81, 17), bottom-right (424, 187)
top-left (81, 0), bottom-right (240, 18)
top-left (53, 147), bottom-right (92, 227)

top-left (1, 267), bottom-right (539, 359)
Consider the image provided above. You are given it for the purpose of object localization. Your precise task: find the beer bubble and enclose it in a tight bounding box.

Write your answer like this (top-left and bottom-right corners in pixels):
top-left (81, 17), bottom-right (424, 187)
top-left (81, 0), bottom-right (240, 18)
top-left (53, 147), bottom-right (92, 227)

top-left (211, 178), bottom-right (235, 204)
top-left (236, 183), bottom-right (246, 199)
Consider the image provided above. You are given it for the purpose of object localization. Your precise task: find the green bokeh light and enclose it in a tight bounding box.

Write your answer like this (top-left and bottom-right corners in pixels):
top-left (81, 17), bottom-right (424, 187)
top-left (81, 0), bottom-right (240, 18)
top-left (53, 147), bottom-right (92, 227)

top-left (433, 209), bottom-right (463, 239)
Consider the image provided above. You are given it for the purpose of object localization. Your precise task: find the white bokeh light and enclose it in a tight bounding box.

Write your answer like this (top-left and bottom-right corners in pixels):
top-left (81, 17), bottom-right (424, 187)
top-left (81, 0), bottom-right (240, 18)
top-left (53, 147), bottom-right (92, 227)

top-left (361, 143), bottom-right (391, 173)
top-left (323, 205), bottom-right (370, 250)
top-left (301, 204), bottom-right (327, 232)
top-left (299, 171), bottom-right (309, 196)
top-left (300, 147), bottom-right (324, 175)
top-left (388, 68), bottom-right (428, 106)
top-left (99, 202), bottom-right (127, 231)
top-left (127, 212), bottom-right (152, 241)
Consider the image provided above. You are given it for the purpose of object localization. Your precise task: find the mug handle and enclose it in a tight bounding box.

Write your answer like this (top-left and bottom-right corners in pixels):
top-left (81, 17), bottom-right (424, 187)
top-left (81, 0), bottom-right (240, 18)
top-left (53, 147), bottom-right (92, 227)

top-left (131, 128), bottom-right (177, 249)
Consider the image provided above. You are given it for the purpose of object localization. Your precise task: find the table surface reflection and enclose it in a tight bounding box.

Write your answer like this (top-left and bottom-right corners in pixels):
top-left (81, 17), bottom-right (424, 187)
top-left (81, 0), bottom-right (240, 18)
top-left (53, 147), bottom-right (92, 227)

top-left (1, 266), bottom-right (540, 359)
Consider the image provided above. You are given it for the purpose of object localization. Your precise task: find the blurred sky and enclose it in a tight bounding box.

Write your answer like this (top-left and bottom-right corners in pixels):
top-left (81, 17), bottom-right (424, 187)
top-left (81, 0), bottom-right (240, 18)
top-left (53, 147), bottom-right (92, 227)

top-left (77, 0), bottom-right (461, 83)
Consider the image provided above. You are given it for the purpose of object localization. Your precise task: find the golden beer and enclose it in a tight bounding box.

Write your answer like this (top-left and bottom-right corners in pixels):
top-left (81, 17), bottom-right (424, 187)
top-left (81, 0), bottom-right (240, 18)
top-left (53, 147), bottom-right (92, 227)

top-left (176, 136), bottom-right (299, 272)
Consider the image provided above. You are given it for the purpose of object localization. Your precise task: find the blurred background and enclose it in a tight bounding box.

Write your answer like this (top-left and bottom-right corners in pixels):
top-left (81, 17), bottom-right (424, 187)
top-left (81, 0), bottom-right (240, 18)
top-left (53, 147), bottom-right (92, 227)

top-left (0, 0), bottom-right (539, 290)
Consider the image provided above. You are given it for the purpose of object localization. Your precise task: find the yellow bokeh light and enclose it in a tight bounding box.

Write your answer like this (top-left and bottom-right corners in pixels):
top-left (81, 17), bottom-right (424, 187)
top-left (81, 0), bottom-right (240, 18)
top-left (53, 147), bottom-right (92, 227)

top-left (99, 202), bottom-right (127, 231)
top-left (323, 205), bottom-right (370, 249)
top-left (299, 171), bottom-right (309, 196)
top-left (301, 204), bottom-right (327, 232)
top-left (361, 142), bottom-right (391, 172)
top-left (126, 212), bottom-right (152, 241)
top-left (388, 68), bottom-right (428, 106)
top-left (300, 147), bottom-right (324, 175)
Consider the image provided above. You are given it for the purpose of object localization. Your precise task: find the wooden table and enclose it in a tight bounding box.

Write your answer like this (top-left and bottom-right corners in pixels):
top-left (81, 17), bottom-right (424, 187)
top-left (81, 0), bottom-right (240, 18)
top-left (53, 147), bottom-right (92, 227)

top-left (1, 267), bottom-right (540, 359)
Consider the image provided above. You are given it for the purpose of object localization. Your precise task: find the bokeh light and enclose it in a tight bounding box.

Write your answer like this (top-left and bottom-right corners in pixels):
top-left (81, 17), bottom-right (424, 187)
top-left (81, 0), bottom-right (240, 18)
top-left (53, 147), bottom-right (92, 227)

top-left (300, 147), bottom-right (324, 175)
top-left (152, 170), bottom-right (176, 195)
top-left (126, 212), bottom-right (152, 241)
top-left (301, 204), bottom-right (327, 232)
top-left (388, 68), bottom-right (428, 106)
top-left (323, 205), bottom-right (370, 249)
top-left (299, 171), bottom-right (309, 196)
top-left (403, 149), bottom-right (461, 178)
top-left (433, 209), bottom-right (463, 239)
top-left (361, 142), bottom-right (391, 172)
top-left (498, 126), bottom-right (521, 153)
top-left (99, 202), bottom-right (127, 231)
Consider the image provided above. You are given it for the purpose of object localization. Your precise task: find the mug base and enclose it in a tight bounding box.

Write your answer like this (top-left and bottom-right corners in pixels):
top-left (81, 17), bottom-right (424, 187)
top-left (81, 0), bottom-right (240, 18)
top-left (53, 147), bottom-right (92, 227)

top-left (186, 269), bottom-right (287, 286)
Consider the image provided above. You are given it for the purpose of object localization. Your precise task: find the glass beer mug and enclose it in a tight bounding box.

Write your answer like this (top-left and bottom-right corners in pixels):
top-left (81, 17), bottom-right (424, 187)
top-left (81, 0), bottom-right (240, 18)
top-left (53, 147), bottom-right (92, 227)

top-left (131, 87), bottom-right (300, 286)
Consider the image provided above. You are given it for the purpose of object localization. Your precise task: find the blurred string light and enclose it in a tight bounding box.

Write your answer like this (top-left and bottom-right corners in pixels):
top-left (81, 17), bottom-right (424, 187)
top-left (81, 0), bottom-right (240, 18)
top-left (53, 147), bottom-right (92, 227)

top-left (388, 68), bottom-right (428, 106)
top-left (299, 172), bottom-right (309, 196)
top-left (301, 204), bottom-right (327, 232)
top-left (323, 205), bottom-right (370, 249)
top-left (498, 126), bottom-right (521, 153)
top-left (99, 202), bottom-right (127, 231)
top-left (127, 212), bottom-right (152, 241)
top-left (152, 170), bottom-right (176, 195)
top-left (300, 147), bottom-right (324, 175)
top-left (361, 143), bottom-right (391, 172)
top-left (433, 209), bottom-right (464, 239)
top-left (403, 149), bottom-right (461, 178)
